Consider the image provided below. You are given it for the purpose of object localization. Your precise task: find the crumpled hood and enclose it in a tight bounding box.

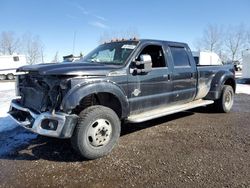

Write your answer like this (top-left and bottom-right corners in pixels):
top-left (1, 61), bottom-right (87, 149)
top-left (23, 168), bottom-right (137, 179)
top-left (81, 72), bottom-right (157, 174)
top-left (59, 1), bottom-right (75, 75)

top-left (17, 62), bottom-right (120, 76)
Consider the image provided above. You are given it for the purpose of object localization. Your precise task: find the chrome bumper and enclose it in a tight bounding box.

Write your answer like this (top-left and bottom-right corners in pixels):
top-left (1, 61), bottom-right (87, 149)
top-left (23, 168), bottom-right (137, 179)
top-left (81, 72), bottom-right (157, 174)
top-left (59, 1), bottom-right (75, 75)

top-left (8, 100), bottom-right (78, 138)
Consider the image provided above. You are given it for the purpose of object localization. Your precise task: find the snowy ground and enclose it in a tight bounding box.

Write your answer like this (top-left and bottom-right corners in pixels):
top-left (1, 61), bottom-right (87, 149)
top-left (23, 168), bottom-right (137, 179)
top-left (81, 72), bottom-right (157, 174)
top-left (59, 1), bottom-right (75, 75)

top-left (0, 82), bottom-right (37, 156)
top-left (236, 83), bottom-right (250, 94)
top-left (0, 82), bottom-right (17, 132)
top-left (235, 71), bottom-right (242, 78)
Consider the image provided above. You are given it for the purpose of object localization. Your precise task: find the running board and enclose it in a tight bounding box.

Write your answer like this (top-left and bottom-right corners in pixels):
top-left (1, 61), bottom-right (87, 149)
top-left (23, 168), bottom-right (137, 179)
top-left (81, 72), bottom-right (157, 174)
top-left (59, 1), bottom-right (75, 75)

top-left (127, 99), bottom-right (214, 123)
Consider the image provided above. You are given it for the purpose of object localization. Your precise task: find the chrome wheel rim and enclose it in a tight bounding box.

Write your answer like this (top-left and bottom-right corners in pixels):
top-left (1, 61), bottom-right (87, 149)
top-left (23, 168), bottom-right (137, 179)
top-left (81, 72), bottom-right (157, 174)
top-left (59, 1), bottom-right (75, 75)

top-left (87, 119), bottom-right (112, 147)
top-left (225, 90), bottom-right (233, 109)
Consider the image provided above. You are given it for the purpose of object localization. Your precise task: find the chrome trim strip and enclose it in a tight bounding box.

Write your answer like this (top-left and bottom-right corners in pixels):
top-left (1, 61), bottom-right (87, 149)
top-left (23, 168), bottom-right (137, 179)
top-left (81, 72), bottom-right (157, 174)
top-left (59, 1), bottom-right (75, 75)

top-left (127, 99), bottom-right (214, 123)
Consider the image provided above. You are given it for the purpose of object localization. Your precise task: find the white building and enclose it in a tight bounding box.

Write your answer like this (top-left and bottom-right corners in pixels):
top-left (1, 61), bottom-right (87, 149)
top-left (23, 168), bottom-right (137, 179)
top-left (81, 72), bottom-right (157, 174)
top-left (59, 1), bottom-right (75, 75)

top-left (242, 50), bottom-right (250, 78)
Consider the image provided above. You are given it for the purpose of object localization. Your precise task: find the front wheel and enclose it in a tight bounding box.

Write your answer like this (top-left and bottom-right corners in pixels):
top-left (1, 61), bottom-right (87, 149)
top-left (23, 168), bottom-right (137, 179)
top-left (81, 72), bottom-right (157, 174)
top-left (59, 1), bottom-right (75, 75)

top-left (214, 85), bottom-right (234, 113)
top-left (71, 105), bottom-right (121, 159)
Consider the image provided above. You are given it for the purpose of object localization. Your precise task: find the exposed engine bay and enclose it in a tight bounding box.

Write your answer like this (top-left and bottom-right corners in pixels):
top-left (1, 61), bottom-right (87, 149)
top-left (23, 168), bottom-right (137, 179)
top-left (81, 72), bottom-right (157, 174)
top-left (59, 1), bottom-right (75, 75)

top-left (16, 72), bottom-right (69, 113)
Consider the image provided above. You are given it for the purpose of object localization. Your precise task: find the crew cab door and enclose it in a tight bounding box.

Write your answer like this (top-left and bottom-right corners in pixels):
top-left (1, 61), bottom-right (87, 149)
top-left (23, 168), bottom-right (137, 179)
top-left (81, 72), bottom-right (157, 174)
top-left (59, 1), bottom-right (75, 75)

top-left (168, 45), bottom-right (197, 104)
top-left (127, 43), bottom-right (173, 115)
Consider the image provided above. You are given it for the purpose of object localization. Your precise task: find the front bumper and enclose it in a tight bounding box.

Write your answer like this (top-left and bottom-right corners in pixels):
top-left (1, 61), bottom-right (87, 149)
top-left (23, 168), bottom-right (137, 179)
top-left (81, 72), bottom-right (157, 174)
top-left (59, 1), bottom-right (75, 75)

top-left (8, 99), bottom-right (78, 138)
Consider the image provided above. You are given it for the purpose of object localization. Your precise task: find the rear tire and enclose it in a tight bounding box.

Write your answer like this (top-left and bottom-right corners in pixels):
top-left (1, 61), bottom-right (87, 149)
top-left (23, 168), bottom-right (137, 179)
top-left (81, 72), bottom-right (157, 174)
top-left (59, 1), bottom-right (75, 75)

top-left (7, 73), bottom-right (15, 80)
top-left (71, 105), bottom-right (121, 159)
top-left (214, 85), bottom-right (234, 113)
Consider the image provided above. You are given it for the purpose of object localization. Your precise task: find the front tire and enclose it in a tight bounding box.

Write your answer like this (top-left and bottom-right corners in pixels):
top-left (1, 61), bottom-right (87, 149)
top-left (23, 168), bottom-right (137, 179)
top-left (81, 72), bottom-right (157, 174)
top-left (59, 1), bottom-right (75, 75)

top-left (214, 85), bottom-right (234, 113)
top-left (71, 105), bottom-right (121, 159)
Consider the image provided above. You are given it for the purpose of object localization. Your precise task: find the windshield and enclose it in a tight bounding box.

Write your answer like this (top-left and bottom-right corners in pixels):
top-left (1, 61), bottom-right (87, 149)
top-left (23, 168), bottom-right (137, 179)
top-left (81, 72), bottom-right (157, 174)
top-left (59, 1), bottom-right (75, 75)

top-left (83, 41), bottom-right (139, 65)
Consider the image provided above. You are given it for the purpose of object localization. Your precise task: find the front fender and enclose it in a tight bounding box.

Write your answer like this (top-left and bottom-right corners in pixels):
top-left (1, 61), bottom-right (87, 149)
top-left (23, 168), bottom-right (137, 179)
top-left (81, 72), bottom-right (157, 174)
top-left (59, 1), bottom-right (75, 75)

top-left (61, 81), bottom-right (129, 117)
top-left (205, 70), bottom-right (235, 100)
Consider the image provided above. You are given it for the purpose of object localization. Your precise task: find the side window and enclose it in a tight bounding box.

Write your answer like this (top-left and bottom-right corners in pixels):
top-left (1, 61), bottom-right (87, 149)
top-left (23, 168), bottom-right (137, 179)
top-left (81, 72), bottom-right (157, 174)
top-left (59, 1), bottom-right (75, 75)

top-left (170, 46), bottom-right (190, 67)
top-left (13, 56), bottom-right (19, 62)
top-left (194, 56), bottom-right (199, 65)
top-left (138, 45), bottom-right (166, 68)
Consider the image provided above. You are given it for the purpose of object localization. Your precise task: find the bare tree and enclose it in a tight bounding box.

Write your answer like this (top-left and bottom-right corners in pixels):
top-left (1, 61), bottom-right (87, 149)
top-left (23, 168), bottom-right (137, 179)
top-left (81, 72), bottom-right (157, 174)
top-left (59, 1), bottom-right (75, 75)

top-left (22, 33), bottom-right (43, 65)
top-left (99, 31), bottom-right (111, 44)
top-left (247, 30), bottom-right (250, 48)
top-left (123, 27), bottom-right (140, 39)
top-left (225, 25), bottom-right (248, 61)
top-left (194, 24), bottom-right (224, 53)
top-left (40, 45), bottom-right (45, 63)
top-left (0, 31), bottom-right (20, 55)
top-left (99, 27), bottom-right (140, 44)
top-left (51, 51), bottom-right (59, 63)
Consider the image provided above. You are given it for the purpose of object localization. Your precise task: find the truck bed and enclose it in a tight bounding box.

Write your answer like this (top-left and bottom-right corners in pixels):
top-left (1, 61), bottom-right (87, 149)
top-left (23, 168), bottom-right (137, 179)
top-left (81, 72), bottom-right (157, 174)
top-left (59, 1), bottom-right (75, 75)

top-left (195, 64), bottom-right (235, 100)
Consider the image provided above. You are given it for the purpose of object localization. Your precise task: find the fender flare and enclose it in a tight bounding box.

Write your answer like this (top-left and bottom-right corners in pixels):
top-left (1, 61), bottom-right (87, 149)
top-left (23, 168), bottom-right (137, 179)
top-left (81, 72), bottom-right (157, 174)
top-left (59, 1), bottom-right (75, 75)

top-left (61, 81), bottom-right (129, 118)
top-left (205, 70), bottom-right (236, 100)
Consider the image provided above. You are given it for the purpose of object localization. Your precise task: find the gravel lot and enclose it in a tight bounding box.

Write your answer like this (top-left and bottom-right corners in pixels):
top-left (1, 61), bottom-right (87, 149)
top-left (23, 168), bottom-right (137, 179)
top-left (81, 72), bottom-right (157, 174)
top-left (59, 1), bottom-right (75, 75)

top-left (0, 93), bottom-right (250, 187)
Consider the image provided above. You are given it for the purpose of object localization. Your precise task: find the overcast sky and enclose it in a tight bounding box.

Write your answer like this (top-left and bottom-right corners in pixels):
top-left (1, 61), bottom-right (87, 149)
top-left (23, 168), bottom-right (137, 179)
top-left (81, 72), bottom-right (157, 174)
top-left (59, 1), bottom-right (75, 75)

top-left (1, 0), bottom-right (250, 62)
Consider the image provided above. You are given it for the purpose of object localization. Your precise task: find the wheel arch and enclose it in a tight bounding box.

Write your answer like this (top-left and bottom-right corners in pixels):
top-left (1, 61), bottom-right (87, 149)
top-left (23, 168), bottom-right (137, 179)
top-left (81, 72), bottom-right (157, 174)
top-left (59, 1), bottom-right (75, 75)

top-left (205, 70), bottom-right (236, 100)
top-left (223, 77), bottom-right (236, 93)
top-left (61, 81), bottom-right (129, 119)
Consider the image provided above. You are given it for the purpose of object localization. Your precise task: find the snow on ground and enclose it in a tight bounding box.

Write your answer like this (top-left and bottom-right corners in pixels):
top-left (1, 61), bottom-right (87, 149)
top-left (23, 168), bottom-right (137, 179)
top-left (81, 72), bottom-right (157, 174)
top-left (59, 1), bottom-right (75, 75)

top-left (236, 84), bottom-right (250, 95)
top-left (0, 129), bottom-right (37, 156)
top-left (235, 71), bottom-right (242, 78)
top-left (0, 82), bottom-right (16, 115)
top-left (0, 82), bottom-right (17, 133)
top-left (0, 82), bottom-right (37, 156)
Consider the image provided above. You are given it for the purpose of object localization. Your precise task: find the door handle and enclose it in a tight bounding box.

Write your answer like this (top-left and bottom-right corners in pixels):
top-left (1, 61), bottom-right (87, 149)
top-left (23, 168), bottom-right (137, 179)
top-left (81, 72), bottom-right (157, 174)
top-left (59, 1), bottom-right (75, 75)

top-left (163, 74), bottom-right (171, 81)
top-left (191, 73), bottom-right (195, 79)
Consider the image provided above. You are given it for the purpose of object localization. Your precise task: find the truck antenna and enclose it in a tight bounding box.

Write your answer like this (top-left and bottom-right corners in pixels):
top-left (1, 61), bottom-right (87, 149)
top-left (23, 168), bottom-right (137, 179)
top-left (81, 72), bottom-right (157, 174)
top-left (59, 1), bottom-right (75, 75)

top-left (72, 31), bottom-right (76, 55)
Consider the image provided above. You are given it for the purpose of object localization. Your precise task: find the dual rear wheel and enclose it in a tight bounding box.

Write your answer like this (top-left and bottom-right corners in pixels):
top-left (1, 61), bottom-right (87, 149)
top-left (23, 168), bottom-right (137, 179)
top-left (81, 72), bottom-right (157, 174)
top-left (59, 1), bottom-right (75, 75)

top-left (213, 85), bottom-right (234, 113)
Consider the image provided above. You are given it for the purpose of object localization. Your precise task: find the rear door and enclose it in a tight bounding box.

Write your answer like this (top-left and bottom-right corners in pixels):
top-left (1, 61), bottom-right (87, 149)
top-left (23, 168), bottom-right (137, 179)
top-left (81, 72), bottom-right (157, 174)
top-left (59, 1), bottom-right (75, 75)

top-left (168, 45), bottom-right (197, 104)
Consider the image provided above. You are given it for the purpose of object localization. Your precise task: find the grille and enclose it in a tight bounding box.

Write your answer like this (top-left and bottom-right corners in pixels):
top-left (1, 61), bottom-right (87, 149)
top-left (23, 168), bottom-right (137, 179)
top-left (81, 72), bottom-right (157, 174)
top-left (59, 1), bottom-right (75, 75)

top-left (18, 73), bottom-right (50, 112)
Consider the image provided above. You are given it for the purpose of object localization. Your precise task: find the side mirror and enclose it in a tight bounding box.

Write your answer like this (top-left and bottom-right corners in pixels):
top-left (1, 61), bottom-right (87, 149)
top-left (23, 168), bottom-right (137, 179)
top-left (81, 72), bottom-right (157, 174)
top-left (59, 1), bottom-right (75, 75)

top-left (130, 54), bottom-right (152, 74)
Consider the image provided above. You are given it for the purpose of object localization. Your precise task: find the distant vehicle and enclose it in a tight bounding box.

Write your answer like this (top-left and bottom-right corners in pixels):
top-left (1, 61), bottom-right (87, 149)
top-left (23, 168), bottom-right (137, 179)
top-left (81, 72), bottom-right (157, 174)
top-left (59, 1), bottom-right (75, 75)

top-left (192, 51), bottom-right (222, 65)
top-left (63, 54), bottom-right (83, 62)
top-left (224, 60), bottom-right (242, 71)
top-left (0, 54), bottom-right (27, 80)
top-left (9, 39), bottom-right (235, 159)
top-left (233, 61), bottom-right (242, 71)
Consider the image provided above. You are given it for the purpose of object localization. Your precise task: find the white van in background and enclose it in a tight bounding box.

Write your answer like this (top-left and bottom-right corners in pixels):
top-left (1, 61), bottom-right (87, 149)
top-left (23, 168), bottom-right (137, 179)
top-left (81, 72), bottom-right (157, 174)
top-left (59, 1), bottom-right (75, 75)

top-left (0, 54), bottom-right (27, 80)
top-left (192, 51), bottom-right (223, 66)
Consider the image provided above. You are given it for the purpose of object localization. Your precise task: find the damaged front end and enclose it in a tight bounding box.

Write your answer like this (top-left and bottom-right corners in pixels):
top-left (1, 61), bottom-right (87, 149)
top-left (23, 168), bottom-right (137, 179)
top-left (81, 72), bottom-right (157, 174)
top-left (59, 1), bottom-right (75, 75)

top-left (8, 72), bottom-right (78, 138)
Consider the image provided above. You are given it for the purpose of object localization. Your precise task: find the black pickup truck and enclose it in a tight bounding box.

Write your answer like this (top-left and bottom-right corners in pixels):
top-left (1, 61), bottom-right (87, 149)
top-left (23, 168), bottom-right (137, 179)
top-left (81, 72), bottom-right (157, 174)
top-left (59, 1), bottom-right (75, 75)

top-left (8, 39), bottom-right (235, 159)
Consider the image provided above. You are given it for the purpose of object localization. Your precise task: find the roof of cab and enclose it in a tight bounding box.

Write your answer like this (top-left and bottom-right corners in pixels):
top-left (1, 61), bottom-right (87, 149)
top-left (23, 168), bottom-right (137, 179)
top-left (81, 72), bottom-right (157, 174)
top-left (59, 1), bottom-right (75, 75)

top-left (103, 38), bottom-right (188, 47)
top-left (139, 39), bottom-right (188, 47)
